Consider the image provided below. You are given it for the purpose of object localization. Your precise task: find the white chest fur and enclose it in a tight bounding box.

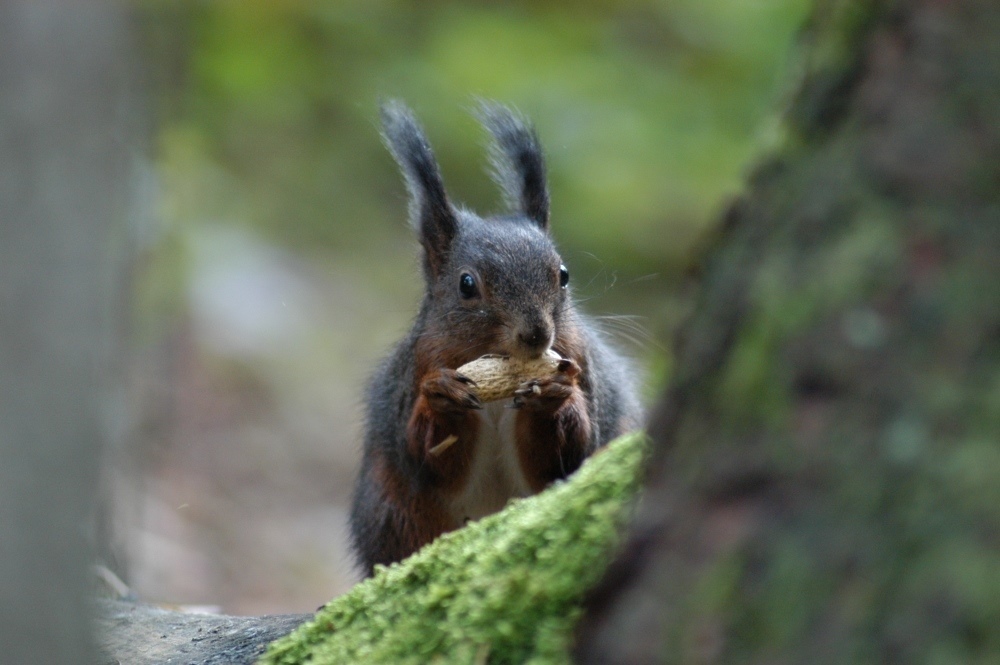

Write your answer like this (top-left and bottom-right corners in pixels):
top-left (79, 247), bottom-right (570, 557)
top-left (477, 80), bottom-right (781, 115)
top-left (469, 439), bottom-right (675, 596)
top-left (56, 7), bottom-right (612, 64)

top-left (448, 401), bottom-right (533, 524)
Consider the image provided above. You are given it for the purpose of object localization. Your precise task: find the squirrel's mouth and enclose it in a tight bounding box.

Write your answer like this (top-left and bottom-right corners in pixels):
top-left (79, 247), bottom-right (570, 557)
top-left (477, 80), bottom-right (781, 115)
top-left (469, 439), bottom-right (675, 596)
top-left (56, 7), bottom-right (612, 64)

top-left (495, 325), bottom-right (555, 361)
top-left (492, 343), bottom-right (559, 363)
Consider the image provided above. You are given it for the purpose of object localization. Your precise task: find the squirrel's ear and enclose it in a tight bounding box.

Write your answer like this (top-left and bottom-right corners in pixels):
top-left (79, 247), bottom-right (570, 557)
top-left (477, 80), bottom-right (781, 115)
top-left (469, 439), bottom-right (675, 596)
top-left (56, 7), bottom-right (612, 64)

top-left (476, 100), bottom-right (550, 230)
top-left (381, 100), bottom-right (457, 279)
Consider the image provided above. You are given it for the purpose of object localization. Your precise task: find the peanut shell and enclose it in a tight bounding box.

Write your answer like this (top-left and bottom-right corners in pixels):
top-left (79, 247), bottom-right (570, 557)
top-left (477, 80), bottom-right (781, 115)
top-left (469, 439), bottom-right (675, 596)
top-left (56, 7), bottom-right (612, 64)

top-left (456, 350), bottom-right (563, 403)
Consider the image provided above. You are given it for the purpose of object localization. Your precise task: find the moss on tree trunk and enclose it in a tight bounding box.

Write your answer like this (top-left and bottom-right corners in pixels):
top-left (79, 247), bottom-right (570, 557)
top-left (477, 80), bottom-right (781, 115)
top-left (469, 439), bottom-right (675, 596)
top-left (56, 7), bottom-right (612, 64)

top-left (577, 0), bottom-right (1000, 662)
top-left (260, 432), bottom-right (649, 665)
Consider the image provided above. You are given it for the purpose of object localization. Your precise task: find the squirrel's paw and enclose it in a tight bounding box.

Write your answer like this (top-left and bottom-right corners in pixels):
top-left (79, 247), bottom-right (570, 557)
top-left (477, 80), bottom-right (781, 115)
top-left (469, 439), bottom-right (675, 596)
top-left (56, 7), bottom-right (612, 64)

top-left (420, 369), bottom-right (482, 414)
top-left (512, 358), bottom-right (580, 411)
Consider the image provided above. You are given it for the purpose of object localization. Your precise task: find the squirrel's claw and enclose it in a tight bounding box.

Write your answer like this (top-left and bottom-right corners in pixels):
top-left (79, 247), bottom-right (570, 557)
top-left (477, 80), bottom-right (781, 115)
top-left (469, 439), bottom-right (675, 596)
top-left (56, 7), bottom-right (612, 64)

top-left (454, 373), bottom-right (478, 387)
top-left (512, 375), bottom-right (575, 411)
top-left (421, 368), bottom-right (482, 413)
top-left (514, 381), bottom-right (542, 397)
top-left (512, 380), bottom-right (542, 408)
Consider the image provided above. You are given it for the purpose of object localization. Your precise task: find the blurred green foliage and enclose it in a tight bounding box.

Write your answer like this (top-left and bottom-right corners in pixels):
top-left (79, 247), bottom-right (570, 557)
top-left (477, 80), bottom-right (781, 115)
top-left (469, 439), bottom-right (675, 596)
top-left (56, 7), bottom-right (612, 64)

top-left (144, 0), bottom-right (809, 269)
top-left (124, 1), bottom-right (815, 617)
top-left (137, 0), bottom-right (810, 401)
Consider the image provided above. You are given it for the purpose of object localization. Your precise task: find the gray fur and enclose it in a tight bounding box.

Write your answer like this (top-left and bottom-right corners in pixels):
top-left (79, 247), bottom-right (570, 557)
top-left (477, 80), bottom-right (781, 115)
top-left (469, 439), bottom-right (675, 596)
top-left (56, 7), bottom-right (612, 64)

top-left (350, 102), bottom-right (642, 575)
top-left (476, 100), bottom-right (550, 228)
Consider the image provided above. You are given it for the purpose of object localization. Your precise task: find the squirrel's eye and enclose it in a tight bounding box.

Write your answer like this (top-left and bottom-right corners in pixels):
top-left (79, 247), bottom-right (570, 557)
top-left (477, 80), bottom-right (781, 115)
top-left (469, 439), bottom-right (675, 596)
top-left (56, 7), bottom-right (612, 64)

top-left (459, 272), bottom-right (478, 299)
top-left (559, 265), bottom-right (569, 288)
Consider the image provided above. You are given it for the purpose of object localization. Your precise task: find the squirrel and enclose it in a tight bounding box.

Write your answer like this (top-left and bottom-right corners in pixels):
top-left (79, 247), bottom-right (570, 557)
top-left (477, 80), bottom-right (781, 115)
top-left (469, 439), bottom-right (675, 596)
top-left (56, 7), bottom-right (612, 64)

top-left (349, 101), bottom-right (642, 575)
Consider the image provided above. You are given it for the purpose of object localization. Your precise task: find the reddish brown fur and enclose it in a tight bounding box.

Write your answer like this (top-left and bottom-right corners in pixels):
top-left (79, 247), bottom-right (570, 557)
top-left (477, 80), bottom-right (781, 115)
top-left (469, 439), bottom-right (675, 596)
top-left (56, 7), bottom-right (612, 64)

top-left (368, 452), bottom-right (456, 565)
top-left (407, 382), bottom-right (480, 489)
top-left (408, 336), bottom-right (487, 488)
top-left (400, 325), bottom-right (594, 545)
top-left (514, 328), bottom-right (593, 490)
top-left (400, 341), bottom-right (486, 548)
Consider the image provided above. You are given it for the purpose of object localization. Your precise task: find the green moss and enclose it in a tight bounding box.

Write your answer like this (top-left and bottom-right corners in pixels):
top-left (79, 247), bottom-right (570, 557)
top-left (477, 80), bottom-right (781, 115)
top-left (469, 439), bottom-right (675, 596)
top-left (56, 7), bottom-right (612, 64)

top-left (259, 432), bottom-right (649, 665)
top-left (716, 313), bottom-right (791, 429)
top-left (786, 0), bottom-right (886, 141)
top-left (715, 204), bottom-right (902, 423)
top-left (801, 0), bottom-right (883, 77)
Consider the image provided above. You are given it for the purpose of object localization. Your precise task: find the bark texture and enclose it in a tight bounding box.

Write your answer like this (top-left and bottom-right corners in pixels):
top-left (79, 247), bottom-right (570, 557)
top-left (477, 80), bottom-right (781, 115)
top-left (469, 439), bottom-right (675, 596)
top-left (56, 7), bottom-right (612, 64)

top-left (94, 600), bottom-right (309, 665)
top-left (0, 3), bottom-right (131, 662)
top-left (577, 0), bottom-right (1000, 662)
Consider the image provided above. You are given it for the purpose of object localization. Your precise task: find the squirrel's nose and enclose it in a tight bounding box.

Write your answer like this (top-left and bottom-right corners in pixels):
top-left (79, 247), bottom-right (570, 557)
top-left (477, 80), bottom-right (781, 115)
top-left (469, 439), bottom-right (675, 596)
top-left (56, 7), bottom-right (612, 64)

top-left (518, 324), bottom-right (552, 355)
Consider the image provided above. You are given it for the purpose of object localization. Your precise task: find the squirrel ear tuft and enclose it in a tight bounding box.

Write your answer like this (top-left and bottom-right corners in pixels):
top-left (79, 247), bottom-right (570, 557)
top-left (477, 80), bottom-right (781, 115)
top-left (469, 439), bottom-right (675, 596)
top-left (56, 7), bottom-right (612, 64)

top-left (380, 100), bottom-right (457, 279)
top-left (476, 100), bottom-right (550, 230)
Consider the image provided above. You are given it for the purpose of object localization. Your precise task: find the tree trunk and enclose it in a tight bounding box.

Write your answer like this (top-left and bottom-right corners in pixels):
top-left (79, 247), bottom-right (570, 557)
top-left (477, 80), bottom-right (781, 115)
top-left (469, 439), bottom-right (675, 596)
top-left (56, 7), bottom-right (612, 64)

top-left (0, 2), bottom-right (131, 662)
top-left (577, 0), bottom-right (1000, 662)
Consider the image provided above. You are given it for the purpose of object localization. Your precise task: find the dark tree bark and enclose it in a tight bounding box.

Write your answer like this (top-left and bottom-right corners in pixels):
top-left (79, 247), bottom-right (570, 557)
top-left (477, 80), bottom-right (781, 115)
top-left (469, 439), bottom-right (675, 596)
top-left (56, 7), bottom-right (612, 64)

top-left (0, 2), bottom-right (131, 662)
top-left (577, 0), bottom-right (1000, 662)
top-left (95, 600), bottom-right (309, 665)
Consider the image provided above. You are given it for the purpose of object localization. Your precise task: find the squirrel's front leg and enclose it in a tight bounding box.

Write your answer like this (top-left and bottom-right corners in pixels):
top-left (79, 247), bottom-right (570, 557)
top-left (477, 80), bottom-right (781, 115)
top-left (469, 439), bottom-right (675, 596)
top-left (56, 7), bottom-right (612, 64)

top-left (407, 368), bottom-right (482, 489)
top-left (513, 358), bottom-right (593, 490)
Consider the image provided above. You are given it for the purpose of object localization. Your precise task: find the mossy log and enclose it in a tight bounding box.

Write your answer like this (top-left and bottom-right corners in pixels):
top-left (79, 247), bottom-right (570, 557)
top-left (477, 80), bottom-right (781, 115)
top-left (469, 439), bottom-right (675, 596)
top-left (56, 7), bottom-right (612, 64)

top-left (93, 433), bottom-right (647, 664)
top-left (260, 433), bottom-right (648, 665)
top-left (577, 0), bottom-right (1000, 662)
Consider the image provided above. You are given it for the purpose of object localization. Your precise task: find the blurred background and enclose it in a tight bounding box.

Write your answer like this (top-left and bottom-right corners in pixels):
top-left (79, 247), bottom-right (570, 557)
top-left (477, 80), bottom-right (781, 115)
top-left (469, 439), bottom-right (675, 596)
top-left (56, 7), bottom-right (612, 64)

top-left (121, 0), bottom-right (811, 614)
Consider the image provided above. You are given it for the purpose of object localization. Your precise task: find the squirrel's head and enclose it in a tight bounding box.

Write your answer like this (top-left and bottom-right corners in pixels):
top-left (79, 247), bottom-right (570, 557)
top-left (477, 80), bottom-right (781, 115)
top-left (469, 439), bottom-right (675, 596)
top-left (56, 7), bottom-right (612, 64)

top-left (381, 100), bottom-right (572, 362)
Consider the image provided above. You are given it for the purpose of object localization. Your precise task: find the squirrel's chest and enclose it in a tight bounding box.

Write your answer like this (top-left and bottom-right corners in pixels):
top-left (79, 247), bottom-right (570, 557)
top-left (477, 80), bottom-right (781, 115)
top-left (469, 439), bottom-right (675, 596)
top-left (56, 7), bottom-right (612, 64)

top-left (447, 401), bottom-right (533, 524)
